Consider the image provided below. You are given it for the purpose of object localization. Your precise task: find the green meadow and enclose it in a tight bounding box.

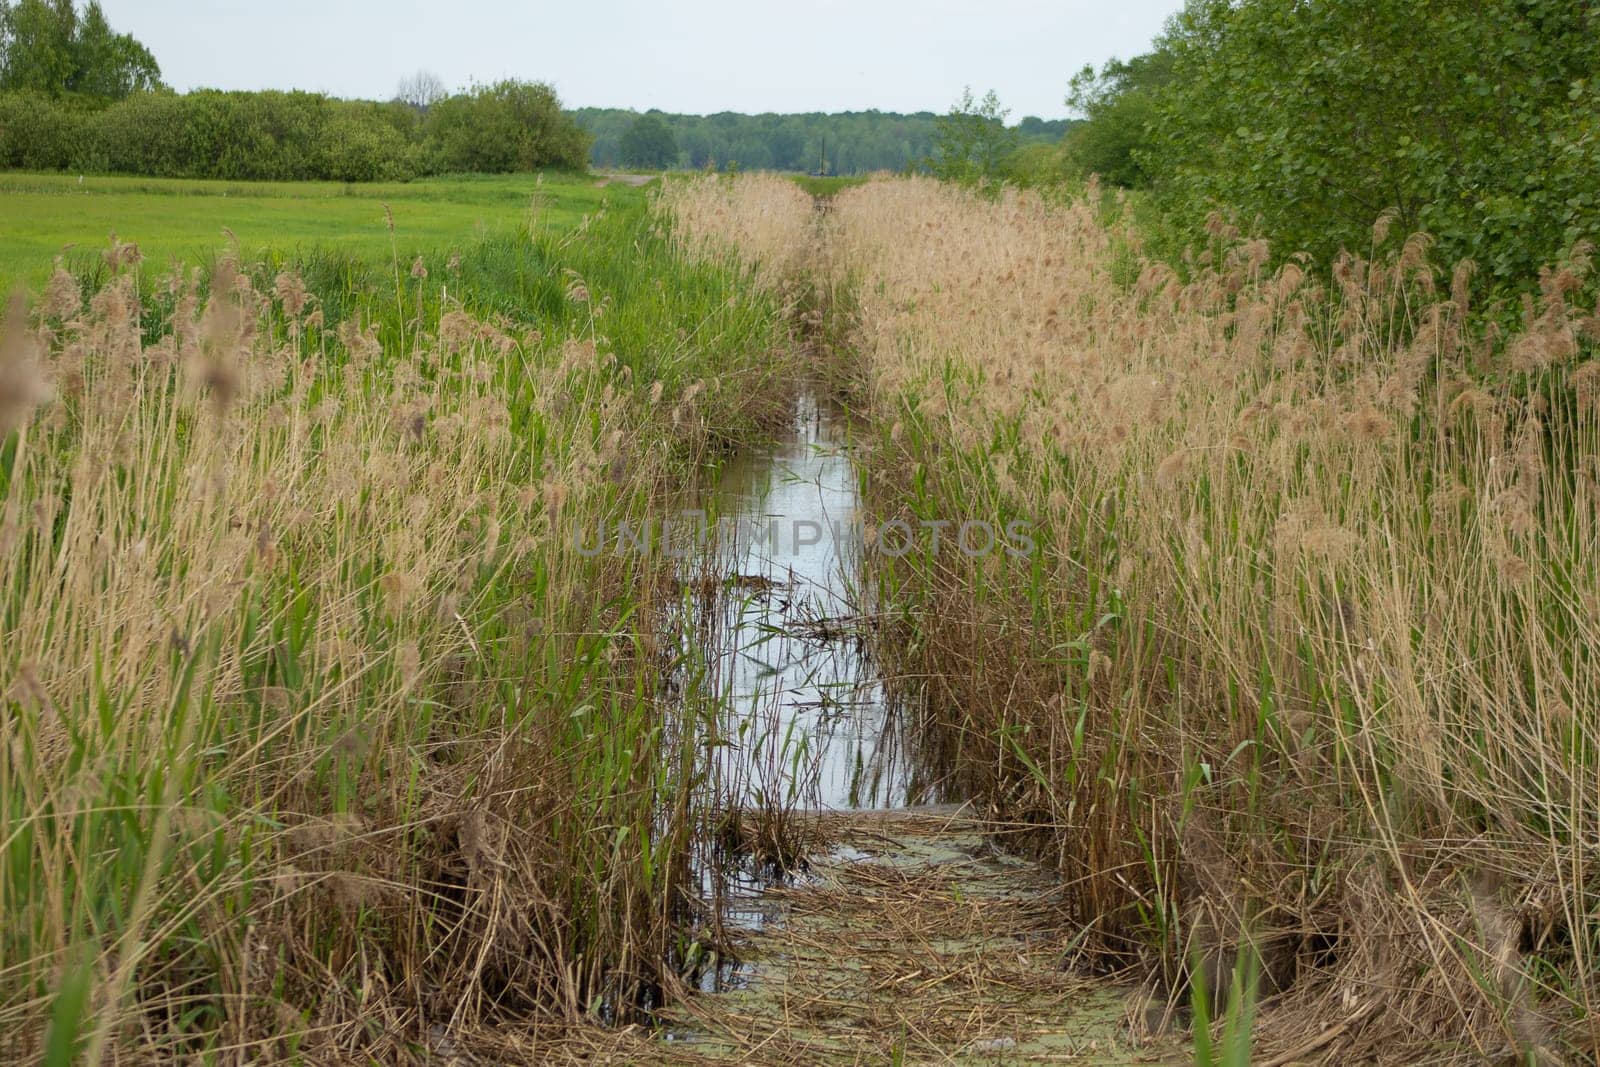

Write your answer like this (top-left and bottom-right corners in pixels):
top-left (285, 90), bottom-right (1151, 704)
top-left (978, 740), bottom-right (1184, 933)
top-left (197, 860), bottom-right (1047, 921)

top-left (0, 170), bottom-right (649, 291)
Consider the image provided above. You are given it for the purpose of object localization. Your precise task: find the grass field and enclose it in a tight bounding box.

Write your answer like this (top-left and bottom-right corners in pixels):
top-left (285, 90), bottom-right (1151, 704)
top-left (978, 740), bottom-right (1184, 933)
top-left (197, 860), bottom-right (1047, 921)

top-left (0, 171), bottom-right (651, 292)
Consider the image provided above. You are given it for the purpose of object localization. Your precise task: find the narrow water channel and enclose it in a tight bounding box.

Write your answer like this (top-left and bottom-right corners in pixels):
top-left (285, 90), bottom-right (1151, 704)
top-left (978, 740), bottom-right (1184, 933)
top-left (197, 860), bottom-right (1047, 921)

top-left (667, 386), bottom-right (933, 994)
top-left (658, 395), bottom-right (1150, 1056)
top-left (696, 388), bottom-right (925, 813)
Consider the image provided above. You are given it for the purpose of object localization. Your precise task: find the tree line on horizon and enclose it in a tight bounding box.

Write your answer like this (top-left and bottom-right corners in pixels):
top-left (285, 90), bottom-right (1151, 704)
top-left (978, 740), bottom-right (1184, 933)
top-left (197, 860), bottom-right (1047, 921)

top-left (13, 0), bottom-right (1589, 299)
top-left (0, 2), bottom-right (1076, 182)
top-left (0, 1), bottom-right (592, 180)
top-left (579, 107), bottom-right (1071, 175)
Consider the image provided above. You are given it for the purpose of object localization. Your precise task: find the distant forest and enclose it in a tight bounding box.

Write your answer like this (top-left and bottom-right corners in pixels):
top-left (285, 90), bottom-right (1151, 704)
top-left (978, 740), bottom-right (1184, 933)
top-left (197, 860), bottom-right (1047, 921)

top-left (574, 108), bottom-right (1073, 174)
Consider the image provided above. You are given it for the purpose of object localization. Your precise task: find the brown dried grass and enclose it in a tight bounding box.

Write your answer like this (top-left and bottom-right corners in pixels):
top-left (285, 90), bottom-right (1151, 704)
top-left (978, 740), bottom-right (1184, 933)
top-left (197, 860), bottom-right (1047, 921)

top-left (668, 173), bottom-right (1600, 1064)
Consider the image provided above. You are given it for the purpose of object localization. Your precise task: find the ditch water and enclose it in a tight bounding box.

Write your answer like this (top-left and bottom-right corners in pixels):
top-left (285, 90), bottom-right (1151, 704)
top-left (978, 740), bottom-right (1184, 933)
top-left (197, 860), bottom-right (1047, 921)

top-left (668, 387), bottom-right (935, 994)
top-left (658, 391), bottom-right (1148, 1059)
top-left (695, 388), bottom-right (928, 813)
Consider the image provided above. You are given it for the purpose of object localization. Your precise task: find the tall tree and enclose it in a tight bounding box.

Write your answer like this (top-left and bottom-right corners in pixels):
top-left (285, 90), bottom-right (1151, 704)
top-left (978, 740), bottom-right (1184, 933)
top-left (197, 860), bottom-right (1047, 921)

top-left (0, 0), bottom-right (77, 94)
top-left (395, 69), bottom-right (445, 112)
top-left (1143, 0), bottom-right (1600, 283)
top-left (618, 113), bottom-right (677, 169)
top-left (926, 88), bottom-right (1019, 184)
top-left (767, 124), bottom-right (805, 170)
top-left (67, 2), bottom-right (159, 98)
top-left (1063, 50), bottom-right (1171, 188)
top-left (0, 0), bottom-right (160, 99)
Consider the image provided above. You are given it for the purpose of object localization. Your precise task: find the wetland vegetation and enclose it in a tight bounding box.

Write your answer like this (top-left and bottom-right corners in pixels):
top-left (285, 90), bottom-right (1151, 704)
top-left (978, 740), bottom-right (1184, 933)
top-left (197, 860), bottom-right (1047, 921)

top-left (2, 1), bottom-right (1599, 1063)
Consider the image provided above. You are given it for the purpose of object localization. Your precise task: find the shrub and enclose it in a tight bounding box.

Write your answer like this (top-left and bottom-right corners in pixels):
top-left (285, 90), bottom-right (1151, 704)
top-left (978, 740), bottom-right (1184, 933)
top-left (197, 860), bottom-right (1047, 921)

top-left (0, 89), bottom-right (88, 169)
top-left (1004, 142), bottom-right (1074, 189)
top-left (88, 89), bottom-right (190, 175)
top-left (0, 79), bottom-right (592, 181)
top-left (319, 114), bottom-right (413, 182)
top-left (1143, 0), bottom-right (1600, 287)
top-left (1062, 51), bottom-right (1170, 188)
top-left (924, 88), bottom-right (1019, 186)
top-left (195, 90), bottom-right (328, 180)
top-left (426, 80), bottom-right (591, 173)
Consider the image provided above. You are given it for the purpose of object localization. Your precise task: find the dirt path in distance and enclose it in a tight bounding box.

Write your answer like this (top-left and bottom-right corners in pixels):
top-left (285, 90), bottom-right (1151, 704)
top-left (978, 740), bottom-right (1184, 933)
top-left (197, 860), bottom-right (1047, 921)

top-left (594, 172), bottom-right (659, 187)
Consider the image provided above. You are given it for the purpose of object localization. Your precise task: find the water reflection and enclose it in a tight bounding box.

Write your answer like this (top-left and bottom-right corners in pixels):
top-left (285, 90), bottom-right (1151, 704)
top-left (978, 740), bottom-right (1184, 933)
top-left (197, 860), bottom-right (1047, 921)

top-left (660, 390), bottom-right (940, 995)
top-left (698, 391), bottom-right (924, 812)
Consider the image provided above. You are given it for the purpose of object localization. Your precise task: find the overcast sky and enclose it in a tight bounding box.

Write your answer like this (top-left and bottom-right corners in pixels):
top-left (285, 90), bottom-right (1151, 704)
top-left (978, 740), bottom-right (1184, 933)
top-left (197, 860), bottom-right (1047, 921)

top-left (96, 0), bottom-right (1183, 119)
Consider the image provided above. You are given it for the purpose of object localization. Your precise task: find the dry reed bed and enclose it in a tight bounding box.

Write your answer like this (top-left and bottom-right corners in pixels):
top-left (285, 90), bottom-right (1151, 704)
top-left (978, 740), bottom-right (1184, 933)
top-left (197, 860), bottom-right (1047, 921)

top-left (668, 174), bottom-right (1600, 1063)
top-left (0, 210), bottom-right (797, 1062)
top-left (658, 172), bottom-right (818, 290)
top-left (530, 809), bottom-right (1143, 1065)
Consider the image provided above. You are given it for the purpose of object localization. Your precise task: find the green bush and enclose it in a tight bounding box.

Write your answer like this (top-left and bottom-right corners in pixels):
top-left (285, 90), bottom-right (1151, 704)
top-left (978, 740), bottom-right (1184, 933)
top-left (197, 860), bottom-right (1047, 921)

top-left (0, 90), bottom-right (88, 169)
top-left (1143, 0), bottom-right (1600, 286)
top-left (426, 80), bottom-right (591, 173)
top-left (1059, 0), bottom-right (1600, 293)
top-left (0, 78), bottom-right (591, 181)
top-left (88, 89), bottom-right (190, 175)
top-left (320, 111), bottom-right (415, 182)
top-left (1004, 142), bottom-right (1074, 189)
top-left (1062, 52), bottom-right (1170, 189)
top-left (924, 88), bottom-right (1019, 185)
top-left (194, 91), bottom-right (326, 180)
top-left (86, 90), bottom-right (325, 179)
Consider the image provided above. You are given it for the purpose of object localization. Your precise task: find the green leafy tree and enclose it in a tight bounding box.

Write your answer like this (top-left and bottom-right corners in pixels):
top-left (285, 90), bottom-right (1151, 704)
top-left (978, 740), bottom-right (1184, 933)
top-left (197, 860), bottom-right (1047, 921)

top-left (767, 124), bottom-right (805, 170)
top-left (1142, 0), bottom-right (1600, 284)
top-left (0, 88), bottom-right (83, 168)
top-left (926, 88), bottom-right (1019, 184)
top-left (618, 112), bottom-right (677, 168)
top-left (1017, 116), bottom-right (1069, 139)
top-left (679, 128), bottom-right (714, 169)
top-left (0, 0), bottom-right (77, 94)
top-left (569, 108), bottom-right (1041, 176)
top-left (1063, 51), bottom-right (1170, 187)
top-left (426, 80), bottom-right (590, 173)
top-left (0, 0), bottom-right (160, 99)
top-left (66, 2), bottom-right (159, 98)
top-left (728, 135), bottom-right (771, 171)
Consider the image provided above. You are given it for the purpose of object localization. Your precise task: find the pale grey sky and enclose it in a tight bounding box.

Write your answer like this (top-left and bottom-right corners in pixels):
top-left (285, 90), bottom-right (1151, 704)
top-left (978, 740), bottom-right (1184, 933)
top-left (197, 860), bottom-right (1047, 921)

top-left (97, 0), bottom-right (1184, 119)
